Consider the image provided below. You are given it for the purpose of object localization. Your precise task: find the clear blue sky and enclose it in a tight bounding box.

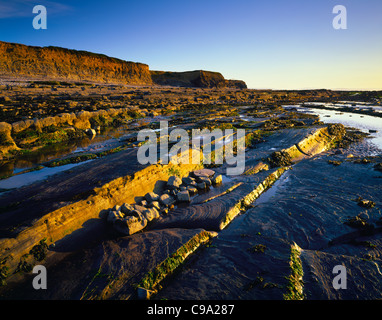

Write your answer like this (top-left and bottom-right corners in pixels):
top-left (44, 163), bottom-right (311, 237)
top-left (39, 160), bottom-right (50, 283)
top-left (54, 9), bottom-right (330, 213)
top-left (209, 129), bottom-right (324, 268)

top-left (0, 0), bottom-right (381, 90)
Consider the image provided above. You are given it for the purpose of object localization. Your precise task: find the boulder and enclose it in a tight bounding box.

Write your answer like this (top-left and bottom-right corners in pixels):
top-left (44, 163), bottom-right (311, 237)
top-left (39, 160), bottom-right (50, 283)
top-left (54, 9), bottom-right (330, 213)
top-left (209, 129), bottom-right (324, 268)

top-left (132, 204), bottom-right (149, 214)
top-left (187, 186), bottom-right (198, 195)
top-left (129, 210), bottom-right (142, 218)
top-left (192, 169), bottom-right (215, 178)
top-left (40, 116), bottom-right (58, 128)
top-left (358, 199), bottom-right (376, 208)
top-left (167, 176), bottom-right (182, 189)
top-left (140, 200), bottom-right (148, 207)
top-left (112, 204), bottom-right (121, 212)
top-left (196, 182), bottom-right (207, 190)
top-left (169, 189), bottom-right (179, 199)
top-left (176, 190), bottom-right (191, 202)
top-left (120, 203), bottom-right (135, 215)
top-left (107, 210), bottom-right (123, 224)
top-left (212, 174), bottom-right (223, 185)
top-left (0, 122), bottom-right (12, 136)
top-left (85, 128), bottom-right (97, 137)
top-left (114, 215), bottom-right (147, 235)
top-left (0, 122), bottom-right (18, 150)
top-left (120, 203), bottom-right (142, 219)
top-left (145, 192), bottom-right (160, 203)
top-left (142, 207), bottom-right (160, 222)
top-left (149, 201), bottom-right (161, 210)
top-left (197, 176), bottom-right (212, 186)
top-left (159, 194), bottom-right (176, 207)
top-left (11, 120), bottom-right (33, 133)
top-left (182, 176), bottom-right (195, 185)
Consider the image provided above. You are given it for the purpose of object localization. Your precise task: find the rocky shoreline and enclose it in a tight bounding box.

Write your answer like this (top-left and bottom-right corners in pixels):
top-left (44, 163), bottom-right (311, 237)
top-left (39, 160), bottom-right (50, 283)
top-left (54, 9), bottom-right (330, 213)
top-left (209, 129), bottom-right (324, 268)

top-left (0, 80), bottom-right (381, 300)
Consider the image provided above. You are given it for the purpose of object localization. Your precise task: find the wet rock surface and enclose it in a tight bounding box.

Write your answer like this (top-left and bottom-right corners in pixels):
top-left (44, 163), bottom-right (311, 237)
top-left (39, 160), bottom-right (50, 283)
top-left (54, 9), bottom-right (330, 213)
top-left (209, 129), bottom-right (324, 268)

top-left (152, 146), bottom-right (381, 300)
top-left (0, 88), bottom-right (381, 300)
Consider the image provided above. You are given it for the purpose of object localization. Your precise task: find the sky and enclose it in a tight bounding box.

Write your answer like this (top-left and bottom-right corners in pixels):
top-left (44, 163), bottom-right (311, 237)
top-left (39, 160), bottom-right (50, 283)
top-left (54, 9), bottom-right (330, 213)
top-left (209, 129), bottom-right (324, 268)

top-left (0, 0), bottom-right (381, 90)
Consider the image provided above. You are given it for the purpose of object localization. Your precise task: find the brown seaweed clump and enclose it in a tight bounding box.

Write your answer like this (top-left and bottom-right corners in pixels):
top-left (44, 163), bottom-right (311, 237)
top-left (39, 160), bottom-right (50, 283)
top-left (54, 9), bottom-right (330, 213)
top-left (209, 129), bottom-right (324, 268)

top-left (268, 151), bottom-right (292, 168)
top-left (327, 123), bottom-right (346, 138)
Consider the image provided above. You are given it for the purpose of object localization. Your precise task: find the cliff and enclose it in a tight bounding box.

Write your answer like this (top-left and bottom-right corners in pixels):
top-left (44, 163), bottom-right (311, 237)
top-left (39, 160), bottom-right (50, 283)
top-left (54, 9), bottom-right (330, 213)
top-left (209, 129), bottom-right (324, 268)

top-left (0, 41), bottom-right (247, 89)
top-left (151, 70), bottom-right (247, 89)
top-left (0, 41), bottom-right (152, 85)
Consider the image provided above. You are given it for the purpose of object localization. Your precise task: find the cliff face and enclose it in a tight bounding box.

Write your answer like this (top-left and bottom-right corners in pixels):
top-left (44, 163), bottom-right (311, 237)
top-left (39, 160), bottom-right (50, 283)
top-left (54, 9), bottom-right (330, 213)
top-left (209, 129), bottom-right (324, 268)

top-left (0, 41), bottom-right (152, 85)
top-left (151, 70), bottom-right (247, 89)
top-left (0, 41), bottom-right (247, 88)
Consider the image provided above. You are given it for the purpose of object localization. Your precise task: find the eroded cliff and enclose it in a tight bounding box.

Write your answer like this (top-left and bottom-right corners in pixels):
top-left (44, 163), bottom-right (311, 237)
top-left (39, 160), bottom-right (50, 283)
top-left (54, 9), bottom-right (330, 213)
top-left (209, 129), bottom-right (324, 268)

top-left (0, 41), bottom-right (247, 89)
top-left (151, 70), bottom-right (247, 89)
top-left (0, 41), bottom-right (152, 85)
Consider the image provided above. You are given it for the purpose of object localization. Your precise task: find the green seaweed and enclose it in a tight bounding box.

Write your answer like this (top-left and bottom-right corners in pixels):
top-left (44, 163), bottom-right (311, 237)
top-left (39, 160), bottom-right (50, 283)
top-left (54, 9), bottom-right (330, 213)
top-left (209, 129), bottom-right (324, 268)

top-left (138, 231), bottom-right (212, 292)
top-left (247, 244), bottom-right (267, 254)
top-left (283, 244), bottom-right (304, 300)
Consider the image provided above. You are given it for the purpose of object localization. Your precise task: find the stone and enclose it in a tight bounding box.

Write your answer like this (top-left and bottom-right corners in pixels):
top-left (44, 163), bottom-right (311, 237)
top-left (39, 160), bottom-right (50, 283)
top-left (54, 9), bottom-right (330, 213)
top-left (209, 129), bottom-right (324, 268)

top-left (11, 120), bottom-right (33, 133)
top-left (149, 201), bottom-right (161, 210)
top-left (145, 192), bottom-right (159, 203)
top-left (182, 176), bottom-right (195, 185)
top-left (107, 210), bottom-right (123, 224)
top-left (176, 190), bottom-right (190, 202)
top-left (85, 128), bottom-right (96, 137)
top-left (112, 204), bottom-right (121, 212)
top-left (120, 203), bottom-right (143, 219)
top-left (187, 186), bottom-right (198, 195)
top-left (129, 210), bottom-right (143, 218)
top-left (167, 176), bottom-right (182, 189)
top-left (142, 207), bottom-right (160, 221)
top-left (0, 121), bottom-right (17, 149)
top-left (212, 174), bottom-right (223, 185)
top-left (169, 189), bottom-right (178, 198)
top-left (344, 215), bottom-right (373, 231)
top-left (0, 122), bottom-right (12, 134)
top-left (120, 203), bottom-right (135, 215)
top-left (114, 215), bottom-right (147, 235)
top-left (196, 182), bottom-right (207, 190)
top-left (159, 194), bottom-right (176, 206)
top-left (192, 169), bottom-right (215, 178)
top-left (358, 199), bottom-right (376, 208)
top-left (132, 204), bottom-right (149, 214)
top-left (197, 176), bottom-right (212, 186)
top-left (161, 208), bottom-right (169, 215)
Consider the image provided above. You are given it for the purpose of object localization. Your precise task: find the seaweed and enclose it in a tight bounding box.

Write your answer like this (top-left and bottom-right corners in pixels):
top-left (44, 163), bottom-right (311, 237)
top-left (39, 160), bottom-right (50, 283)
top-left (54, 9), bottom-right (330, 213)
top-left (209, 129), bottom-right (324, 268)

top-left (283, 244), bottom-right (304, 300)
